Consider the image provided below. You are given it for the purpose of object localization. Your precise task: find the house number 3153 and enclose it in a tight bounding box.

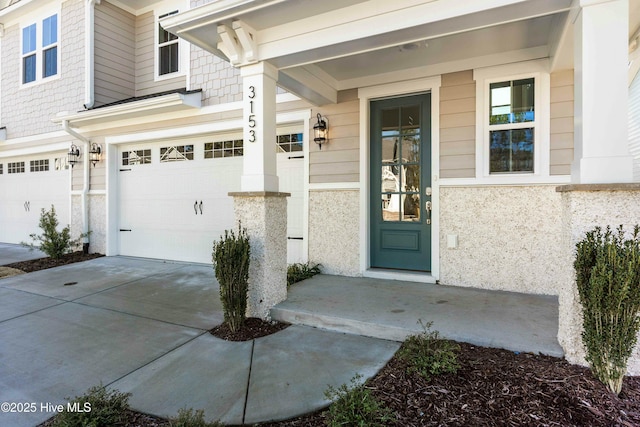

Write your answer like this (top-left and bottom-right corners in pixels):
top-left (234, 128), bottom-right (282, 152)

top-left (248, 85), bottom-right (256, 143)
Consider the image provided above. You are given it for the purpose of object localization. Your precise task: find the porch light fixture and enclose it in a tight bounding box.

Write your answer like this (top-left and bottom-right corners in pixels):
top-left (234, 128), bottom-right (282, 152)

top-left (89, 143), bottom-right (102, 167)
top-left (313, 113), bottom-right (328, 150)
top-left (68, 144), bottom-right (80, 167)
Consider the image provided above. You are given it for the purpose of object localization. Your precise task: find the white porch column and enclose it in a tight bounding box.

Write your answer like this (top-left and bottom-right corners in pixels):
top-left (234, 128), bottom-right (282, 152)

top-left (573, 0), bottom-right (634, 183)
top-left (230, 61), bottom-right (288, 319)
top-left (240, 61), bottom-right (279, 192)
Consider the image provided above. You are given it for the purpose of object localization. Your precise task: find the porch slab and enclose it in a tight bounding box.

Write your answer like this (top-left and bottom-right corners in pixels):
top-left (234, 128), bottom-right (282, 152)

top-left (272, 275), bottom-right (564, 357)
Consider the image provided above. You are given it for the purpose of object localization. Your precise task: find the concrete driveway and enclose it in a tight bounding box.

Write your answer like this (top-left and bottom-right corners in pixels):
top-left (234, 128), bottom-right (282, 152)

top-left (0, 248), bottom-right (399, 426)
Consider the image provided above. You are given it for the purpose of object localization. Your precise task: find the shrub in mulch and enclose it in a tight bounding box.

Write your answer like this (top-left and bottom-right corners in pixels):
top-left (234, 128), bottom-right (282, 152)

top-left (209, 317), bottom-right (289, 341)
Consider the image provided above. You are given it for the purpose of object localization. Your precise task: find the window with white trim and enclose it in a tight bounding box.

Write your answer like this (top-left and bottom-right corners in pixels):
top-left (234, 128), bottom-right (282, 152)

top-left (488, 78), bottom-right (535, 173)
top-left (474, 63), bottom-right (550, 182)
top-left (8, 162), bottom-right (25, 174)
top-left (0, 163), bottom-right (3, 174)
top-left (122, 149), bottom-right (151, 166)
top-left (157, 11), bottom-right (179, 77)
top-left (21, 13), bottom-right (59, 85)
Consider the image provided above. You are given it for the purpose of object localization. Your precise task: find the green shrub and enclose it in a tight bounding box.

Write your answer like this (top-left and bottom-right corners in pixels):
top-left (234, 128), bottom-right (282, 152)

top-left (23, 205), bottom-right (84, 259)
top-left (398, 320), bottom-right (460, 380)
top-left (169, 408), bottom-right (223, 427)
top-left (212, 223), bottom-right (250, 333)
top-left (575, 225), bottom-right (640, 395)
top-left (287, 262), bottom-right (321, 287)
top-left (51, 384), bottom-right (130, 427)
top-left (324, 374), bottom-right (392, 427)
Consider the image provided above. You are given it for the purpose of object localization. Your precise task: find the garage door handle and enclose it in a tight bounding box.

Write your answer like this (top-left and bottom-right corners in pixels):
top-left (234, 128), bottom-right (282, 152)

top-left (194, 201), bottom-right (198, 215)
top-left (119, 229), bottom-right (132, 232)
top-left (199, 201), bottom-right (203, 215)
top-left (288, 237), bottom-right (303, 240)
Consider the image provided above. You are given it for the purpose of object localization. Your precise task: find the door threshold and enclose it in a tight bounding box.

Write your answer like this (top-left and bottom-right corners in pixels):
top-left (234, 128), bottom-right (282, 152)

top-left (363, 269), bottom-right (437, 284)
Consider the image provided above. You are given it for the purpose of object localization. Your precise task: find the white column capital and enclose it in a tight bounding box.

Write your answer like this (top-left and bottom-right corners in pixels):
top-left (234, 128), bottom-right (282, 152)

top-left (240, 61), bottom-right (278, 80)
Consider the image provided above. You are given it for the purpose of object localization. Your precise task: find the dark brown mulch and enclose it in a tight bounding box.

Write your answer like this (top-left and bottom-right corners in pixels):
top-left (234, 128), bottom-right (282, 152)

top-left (261, 342), bottom-right (640, 427)
top-left (210, 317), bottom-right (290, 341)
top-left (37, 409), bottom-right (171, 427)
top-left (4, 251), bottom-right (104, 272)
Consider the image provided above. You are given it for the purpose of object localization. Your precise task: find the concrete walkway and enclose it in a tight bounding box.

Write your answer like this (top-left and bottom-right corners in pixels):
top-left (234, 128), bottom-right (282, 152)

top-left (0, 246), bottom-right (398, 427)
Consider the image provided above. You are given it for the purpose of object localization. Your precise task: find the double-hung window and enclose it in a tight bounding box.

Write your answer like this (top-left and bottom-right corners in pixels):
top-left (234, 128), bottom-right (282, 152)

top-left (488, 78), bottom-right (535, 173)
top-left (475, 63), bottom-right (550, 181)
top-left (157, 11), bottom-right (179, 77)
top-left (21, 13), bottom-right (59, 85)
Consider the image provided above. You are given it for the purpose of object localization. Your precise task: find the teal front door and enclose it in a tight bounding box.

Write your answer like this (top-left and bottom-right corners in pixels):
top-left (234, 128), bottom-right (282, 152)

top-left (370, 94), bottom-right (432, 271)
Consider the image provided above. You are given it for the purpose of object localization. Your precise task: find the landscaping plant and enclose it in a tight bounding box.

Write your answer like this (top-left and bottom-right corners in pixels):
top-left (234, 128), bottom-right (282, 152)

top-left (287, 261), bottom-right (321, 287)
top-left (51, 384), bottom-right (130, 427)
top-left (324, 374), bottom-right (392, 427)
top-left (212, 223), bottom-right (250, 333)
top-left (169, 407), bottom-right (223, 427)
top-left (575, 225), bottom-right (640, 395)
top-left (398, 320), bottom-right (460, 380)
top-left (23, 205), bottom-right (84, 259)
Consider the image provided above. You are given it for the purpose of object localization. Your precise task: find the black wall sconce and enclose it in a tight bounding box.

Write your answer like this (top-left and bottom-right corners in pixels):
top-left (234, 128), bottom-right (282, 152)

top-left (68, 144), bottom-right (80, 167)
top-left (313, 112), bottom-right (328, 150)
top-left (89, 143), bottom-right (102, 167)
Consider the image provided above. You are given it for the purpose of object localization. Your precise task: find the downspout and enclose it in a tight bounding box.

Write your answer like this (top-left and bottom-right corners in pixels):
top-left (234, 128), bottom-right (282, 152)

top-left (62, 120), bottom-right (91, 253)
top-left (84, 0), bottom-right (100, 109)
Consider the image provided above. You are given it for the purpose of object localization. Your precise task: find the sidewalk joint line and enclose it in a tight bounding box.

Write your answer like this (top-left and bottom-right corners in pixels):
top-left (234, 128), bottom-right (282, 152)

top-left (242, 339), bottom-right (255, 425)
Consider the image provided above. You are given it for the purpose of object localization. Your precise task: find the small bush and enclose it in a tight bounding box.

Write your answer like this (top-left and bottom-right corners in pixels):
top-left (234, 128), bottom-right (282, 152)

top-left (324, 374), bottom-right (392, 427)
top-left (169, 408), bottom-right (223, 427)
top-left (212, 223), bottom-right (250, 333)
top-left (23, 205), bottom-right (84, 259)
top-left (51, 384), bottom-right (130, 427)
top-left (575, 225), bottom-right (640, 395)
top-left (287, 262), bottom-right (321, 287)
top-left (398, 320), bottom-right (460, 380)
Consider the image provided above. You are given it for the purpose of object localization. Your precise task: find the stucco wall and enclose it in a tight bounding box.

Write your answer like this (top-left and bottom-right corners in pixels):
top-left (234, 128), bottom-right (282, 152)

top-left (439, 185), bottom-right (564, 296)
top-left (71, 194), bottom-right (106, 255)
top-left (308, 189), bottom-right (360, 276)
top-left (557, 187), bottom-right (640, 374)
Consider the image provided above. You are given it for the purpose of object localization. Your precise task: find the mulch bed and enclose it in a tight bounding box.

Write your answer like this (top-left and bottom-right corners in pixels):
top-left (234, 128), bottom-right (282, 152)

top-left (14, 255), bottom-right (640, 426)
top-left (210, 317), bottom-right (290, 341)
top-left (4, 251), bottom-right (104, 272)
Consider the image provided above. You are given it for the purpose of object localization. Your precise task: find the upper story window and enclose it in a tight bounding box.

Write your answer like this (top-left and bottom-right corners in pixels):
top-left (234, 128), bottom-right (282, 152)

top-left (22, 13), bottom-right (59, 85)
top-left (489, 78), bottom-right (535, 173)
top-left (157, 11), bottom-right (179, 77)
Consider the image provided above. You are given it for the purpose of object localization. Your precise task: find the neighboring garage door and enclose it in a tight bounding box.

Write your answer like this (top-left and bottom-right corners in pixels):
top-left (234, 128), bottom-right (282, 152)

top-left (0, 154), bottom-right (70, 244)
top-left (119, 134), bottom-right (304, 264)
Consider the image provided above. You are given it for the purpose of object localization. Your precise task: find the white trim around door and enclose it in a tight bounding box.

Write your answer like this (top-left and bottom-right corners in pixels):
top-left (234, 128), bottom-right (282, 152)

top-left (358, 76), bottom-right (441, 282)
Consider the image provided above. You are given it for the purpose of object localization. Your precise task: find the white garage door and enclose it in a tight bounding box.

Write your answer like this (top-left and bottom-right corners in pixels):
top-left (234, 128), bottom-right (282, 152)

top-left (118, 135), bottom-right (304, 264)
top-left (0, 155), bottom-right (70, 245)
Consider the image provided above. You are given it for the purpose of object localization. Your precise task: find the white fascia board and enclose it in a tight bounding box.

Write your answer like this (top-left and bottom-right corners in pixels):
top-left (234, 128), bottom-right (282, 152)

top-left (106, 108), bottom-right (311, 145)
top-left (52, 91), bottom-right (202, 128)
top-left (0, 141), bottom-right (69, 158)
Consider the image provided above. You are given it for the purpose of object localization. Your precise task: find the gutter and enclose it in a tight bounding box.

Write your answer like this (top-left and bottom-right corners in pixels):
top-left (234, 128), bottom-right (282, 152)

top-left (62, 120), bottom-right (91, 253)
top-left (84, 0), bottom-right (100, 109)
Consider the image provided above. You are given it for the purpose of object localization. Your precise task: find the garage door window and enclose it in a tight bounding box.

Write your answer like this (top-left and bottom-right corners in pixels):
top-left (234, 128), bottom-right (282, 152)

top-left (161, 145), bottom-right (194, 162)
top-left (30, 159), bottom-right (49, 172)
top-left (122, 149), bottom-right (151, 166)
top-left (205, 140), bottom-right (243, 158)
top-left (55, 157), bottom-right (68, 170)
top-left (8, 162), bottom-right (25, 174)
top-left (0, 164), bottom-right (3, 174)
top-left (277, 133), bottom-right (303, 152)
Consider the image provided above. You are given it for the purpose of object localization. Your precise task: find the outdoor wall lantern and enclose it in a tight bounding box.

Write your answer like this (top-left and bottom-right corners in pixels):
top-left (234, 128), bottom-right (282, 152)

top-left (313, 112), bottom-right (328, 150)
top-left (68, 144), bottom-right (80, 167)
top-left (89, 143), bottom-right (102, 167)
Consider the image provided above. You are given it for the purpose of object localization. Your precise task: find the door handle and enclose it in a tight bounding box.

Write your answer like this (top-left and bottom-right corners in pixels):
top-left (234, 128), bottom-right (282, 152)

top-left (194, 200), bottom-right (198, 215)
top-left (199, 201), bottom-right (203, 215)
top-left (425, 201), bottom-right (432, 225)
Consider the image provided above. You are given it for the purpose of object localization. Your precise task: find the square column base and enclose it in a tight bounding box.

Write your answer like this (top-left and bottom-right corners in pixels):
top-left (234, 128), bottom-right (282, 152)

top-left (230, 191), bottom-right (290, 319)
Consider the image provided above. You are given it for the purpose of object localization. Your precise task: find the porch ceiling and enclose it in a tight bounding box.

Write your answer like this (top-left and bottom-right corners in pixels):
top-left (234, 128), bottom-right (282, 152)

top-left (162, 0), bottom-right (637, 105)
